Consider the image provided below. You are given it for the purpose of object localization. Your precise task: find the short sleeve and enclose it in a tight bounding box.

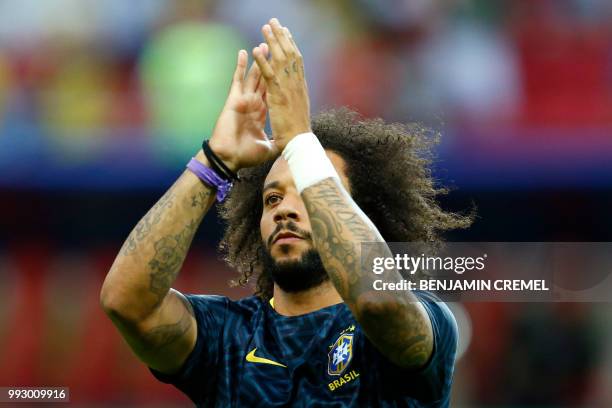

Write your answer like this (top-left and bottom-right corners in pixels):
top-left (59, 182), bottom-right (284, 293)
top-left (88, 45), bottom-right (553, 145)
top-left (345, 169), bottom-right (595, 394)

top-left (370, 291), bottom-right (458, 405)
top-left (413, 291), bottom-right (459, 402)
top-left (149, 294), bottom-right (229, 403)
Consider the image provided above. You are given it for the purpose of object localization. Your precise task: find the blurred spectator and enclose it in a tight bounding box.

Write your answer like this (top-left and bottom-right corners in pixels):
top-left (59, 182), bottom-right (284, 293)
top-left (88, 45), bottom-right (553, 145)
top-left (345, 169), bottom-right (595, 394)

top-left (500, 304), bottom-right (603, 405)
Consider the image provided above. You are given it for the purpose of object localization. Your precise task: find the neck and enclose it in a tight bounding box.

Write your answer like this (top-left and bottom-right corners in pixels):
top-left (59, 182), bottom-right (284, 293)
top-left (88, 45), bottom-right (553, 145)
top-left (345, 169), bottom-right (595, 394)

top-left (272, 280), bottom-right (343, 316)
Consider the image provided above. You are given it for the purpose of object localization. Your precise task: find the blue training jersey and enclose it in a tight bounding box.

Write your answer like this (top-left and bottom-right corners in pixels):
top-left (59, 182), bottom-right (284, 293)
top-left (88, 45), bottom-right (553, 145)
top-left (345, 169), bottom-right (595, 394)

top-left (151, 291), bottom-right (458, 407)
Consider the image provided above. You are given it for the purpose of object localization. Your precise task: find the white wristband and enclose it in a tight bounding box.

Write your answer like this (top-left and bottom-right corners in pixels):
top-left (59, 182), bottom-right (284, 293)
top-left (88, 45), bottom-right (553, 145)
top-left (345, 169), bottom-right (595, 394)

top-left (282, 132), bottom-right (340, 194)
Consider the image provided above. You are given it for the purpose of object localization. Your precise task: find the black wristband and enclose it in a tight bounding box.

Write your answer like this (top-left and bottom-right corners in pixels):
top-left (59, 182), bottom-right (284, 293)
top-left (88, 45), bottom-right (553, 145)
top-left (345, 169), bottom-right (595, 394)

top-left (202, 141), bottom-right (240, 181)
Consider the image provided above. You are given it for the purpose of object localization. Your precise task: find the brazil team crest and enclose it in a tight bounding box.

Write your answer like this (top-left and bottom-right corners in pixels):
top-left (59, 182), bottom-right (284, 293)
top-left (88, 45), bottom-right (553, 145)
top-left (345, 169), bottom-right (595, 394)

top-left (327, 333), bottom-right (354, 376)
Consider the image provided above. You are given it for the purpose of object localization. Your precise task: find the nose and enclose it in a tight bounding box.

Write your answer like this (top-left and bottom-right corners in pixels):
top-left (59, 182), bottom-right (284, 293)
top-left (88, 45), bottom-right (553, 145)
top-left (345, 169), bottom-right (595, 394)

top-left (273, 199), bottom-right (299, 223)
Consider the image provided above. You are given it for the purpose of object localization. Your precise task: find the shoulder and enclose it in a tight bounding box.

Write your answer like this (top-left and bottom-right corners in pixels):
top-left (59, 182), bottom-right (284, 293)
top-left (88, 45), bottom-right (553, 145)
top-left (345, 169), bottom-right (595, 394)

top-left (233, 295), bottom-right (266, 312)
top-left (410, 291), bottom-right (458, 402)
top-left (413, 290), bottom-right (459, 352)
top-left (184, 294), bottom-right (229, 309)
top-left (358, 291), bottom-right (458, 403)
top-left (184, 294), bottom-right (264, 322)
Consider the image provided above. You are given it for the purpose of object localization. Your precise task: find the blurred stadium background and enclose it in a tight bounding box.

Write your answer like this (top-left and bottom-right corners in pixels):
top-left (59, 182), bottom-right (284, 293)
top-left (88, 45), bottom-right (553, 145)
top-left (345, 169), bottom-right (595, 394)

top-left (1, 0), bottom-right (611, 406)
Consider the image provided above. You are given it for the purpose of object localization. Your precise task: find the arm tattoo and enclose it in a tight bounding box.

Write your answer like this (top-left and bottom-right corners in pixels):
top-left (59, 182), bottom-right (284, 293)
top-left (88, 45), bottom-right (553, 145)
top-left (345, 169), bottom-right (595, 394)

top-left (120, 185), bottom-right (212, 256)
top-left (120, 186), bottom-right (177, 256)
top-left (115, 179), bottom-right (213, 305)
top-left (142, 296), bottom-right (194, 350)
top-left (148, 219), bottom-right (199, 302)
top-left (303, 178), bottom-right (377, 297)
top-left (191, 190), bottom-right (210, 210)
top-left (303, 178), bottom-right (433, 368)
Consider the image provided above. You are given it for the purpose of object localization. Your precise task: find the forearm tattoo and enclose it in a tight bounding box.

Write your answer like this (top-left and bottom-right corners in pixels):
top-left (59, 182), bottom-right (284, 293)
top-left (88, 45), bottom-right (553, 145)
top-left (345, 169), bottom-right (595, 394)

top-left (302, 178), bottom-right (432, 368)
top-left (302, 179), bottom-right (377, 297)
top-left (148, 219), bottom-right (199, 301)
top-left (190, 190), bottom-right (210, 210)
top-left (120, 186), bottom-right (177, 256)
top-left (117, 179), bottom-right (213, 303)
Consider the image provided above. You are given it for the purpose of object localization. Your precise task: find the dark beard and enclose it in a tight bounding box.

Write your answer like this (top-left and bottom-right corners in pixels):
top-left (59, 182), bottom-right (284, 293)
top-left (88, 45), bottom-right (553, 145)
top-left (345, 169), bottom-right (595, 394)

top-left (261, 246), bottom-right (329, 293)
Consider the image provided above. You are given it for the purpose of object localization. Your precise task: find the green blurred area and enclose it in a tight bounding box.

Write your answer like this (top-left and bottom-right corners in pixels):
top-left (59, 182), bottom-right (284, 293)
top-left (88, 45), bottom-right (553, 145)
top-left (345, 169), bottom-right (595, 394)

top-left (141, 23), bottom-right (245, 163)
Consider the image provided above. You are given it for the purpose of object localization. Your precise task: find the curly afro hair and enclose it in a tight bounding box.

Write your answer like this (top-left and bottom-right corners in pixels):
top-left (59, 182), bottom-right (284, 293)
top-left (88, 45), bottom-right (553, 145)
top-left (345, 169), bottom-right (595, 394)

top-left (218, 108), bottom-right (472, 300)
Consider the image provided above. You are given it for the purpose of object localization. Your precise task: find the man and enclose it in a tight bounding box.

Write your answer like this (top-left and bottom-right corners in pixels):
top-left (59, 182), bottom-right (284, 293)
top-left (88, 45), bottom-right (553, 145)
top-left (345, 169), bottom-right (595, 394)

top-left (101, 18), bottom-right (470, 407)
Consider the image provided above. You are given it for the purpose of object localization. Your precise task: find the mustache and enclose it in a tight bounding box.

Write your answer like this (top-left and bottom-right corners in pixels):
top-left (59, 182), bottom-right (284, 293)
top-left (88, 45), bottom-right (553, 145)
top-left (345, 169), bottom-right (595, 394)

top-left (267, 221), bottom-right (312, 248)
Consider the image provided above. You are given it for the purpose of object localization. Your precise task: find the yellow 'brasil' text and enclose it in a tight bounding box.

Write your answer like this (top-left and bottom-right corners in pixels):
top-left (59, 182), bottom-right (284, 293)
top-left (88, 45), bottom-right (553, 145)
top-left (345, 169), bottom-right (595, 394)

top-left (328, 370), bottom-right (360, 391)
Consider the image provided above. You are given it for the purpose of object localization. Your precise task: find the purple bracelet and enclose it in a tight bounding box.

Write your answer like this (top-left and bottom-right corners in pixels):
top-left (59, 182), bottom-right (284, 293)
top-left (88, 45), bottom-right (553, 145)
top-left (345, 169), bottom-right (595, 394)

top-left (186, 158), bottom-right (233, 202)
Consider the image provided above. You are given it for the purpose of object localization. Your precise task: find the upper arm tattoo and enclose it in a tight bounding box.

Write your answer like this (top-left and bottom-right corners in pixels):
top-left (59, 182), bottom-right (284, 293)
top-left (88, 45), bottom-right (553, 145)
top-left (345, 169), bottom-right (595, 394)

top-left (141, 295), bottom-right (195, 350)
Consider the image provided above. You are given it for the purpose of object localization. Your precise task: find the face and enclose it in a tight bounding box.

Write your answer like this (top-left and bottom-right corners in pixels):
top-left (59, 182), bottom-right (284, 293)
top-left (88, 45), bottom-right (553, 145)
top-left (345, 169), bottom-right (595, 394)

top-left (260, 150), bottom-right (351, 292)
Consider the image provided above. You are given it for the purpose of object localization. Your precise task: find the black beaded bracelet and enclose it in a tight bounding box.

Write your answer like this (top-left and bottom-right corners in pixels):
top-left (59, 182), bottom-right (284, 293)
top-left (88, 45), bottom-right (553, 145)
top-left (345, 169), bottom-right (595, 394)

top-left (202, 140), bottom-right (240, 181)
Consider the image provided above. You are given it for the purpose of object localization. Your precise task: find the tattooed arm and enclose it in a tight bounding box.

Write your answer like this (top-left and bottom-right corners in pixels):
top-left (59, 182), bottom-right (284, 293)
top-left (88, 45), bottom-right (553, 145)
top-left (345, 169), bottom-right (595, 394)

top-left (100, 47), bottom-right (277, 375)
top-left (100, 156), bottom-right (214, 374)
top-left (253, 19), bottom-right (433, 369)
top-left (302, 179), bottom-right (434, 369)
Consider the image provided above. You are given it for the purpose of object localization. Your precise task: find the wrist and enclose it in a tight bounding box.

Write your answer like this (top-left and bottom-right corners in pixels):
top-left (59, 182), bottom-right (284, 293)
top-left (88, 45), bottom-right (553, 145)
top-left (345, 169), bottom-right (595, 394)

top-left (282, 132), bottom-right (339, 193)
top-left (278, 126), bottom-right (312, 151)
top-left (208, 138), bottom-right (240, 172)
top-left (186, 157), bottom-right (234, 202)
top-left (194, 150), bottom-right (211, 167)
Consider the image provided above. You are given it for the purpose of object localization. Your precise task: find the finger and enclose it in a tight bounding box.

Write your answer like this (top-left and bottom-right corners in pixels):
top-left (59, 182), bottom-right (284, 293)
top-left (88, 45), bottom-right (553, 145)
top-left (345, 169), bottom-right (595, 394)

top-left (284, 27), bottom-right (302, 59)
top-left (269, 18), bottom-right (294, 57)
top-left (257, 43), bottom-right (269, 89)
top-left (245, 61), bottom-right (260, 92)
top-left (253, 45), bottom-right (277, 87)
top-left (262, 23), bottom-right (285, 61)
top-left (231, 49), bottom-right (248, 92)
top-left (255, 77), bottom-right (267, 97)
top-left (282, 27), bottom-right (304, 78)
top-left (247, 43), bottom-right (268, 92)
top-left (259, 42), bottom-right (269, 58)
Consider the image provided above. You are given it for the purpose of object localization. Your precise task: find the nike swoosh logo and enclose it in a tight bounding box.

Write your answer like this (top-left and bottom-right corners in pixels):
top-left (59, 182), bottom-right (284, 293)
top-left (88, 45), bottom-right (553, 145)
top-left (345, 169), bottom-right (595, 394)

top-left (245, 348), bottom-right (287, 368)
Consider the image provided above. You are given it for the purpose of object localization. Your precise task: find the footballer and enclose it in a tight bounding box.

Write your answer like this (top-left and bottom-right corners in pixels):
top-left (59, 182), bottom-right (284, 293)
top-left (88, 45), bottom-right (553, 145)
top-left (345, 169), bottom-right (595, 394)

top-left (101, 18), bottom-right (470, 407)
